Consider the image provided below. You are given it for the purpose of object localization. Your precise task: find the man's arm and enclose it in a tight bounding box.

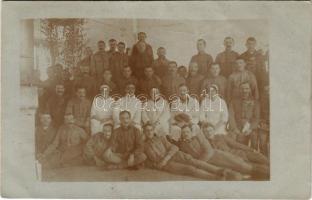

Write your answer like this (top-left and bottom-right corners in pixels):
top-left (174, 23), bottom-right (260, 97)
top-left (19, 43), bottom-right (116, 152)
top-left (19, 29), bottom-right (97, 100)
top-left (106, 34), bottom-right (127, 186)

top-left (41, 129), bottom-right (61, 158)
top-left (224, 135), bottom-right (253, 151)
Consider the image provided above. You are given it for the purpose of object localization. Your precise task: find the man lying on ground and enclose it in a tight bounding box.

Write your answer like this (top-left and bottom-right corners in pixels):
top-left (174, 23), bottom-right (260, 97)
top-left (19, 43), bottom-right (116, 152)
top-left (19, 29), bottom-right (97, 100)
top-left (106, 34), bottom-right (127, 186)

top-left (179, 125), bottom-right (269, 180)
top-left (201, 122), bottom-right (269, 165)
top-left (142, 122), bottom-right (242, 180)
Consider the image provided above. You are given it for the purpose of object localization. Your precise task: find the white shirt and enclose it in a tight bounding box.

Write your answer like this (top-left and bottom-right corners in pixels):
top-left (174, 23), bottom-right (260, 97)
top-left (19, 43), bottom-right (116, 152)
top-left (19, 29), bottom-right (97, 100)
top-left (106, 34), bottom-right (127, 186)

top-left (200, 96), bottom-right (228, 134)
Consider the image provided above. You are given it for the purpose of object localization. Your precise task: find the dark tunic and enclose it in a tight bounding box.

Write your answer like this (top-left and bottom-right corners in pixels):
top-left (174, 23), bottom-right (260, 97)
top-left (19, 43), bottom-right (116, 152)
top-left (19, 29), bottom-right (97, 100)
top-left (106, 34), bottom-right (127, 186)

top-left (45, 94), bottom-right (68, 128)
top-left (110, 125), bottom-right (145, 156)
top-left (201, 75), bottom-right (227, 99)
top-left (138, 75), bottom-right (162, 97)
top-left (130, 43), bottom-right (154, 78)
top-left (186, 74), bottom-right (205, 97)
top-left (109, 52), bottom-right (129, 81)
top-left (161, 74), bottom-right (185, 99)
top-left (91, 51), bottom-right (110, 81)
top-left (229, 98), bottom-right (260, 132)
top-left (151, 57), bottom-right (170, 77)
top-left (215, 50), bottom-right (239, 78)
top-left (190, 52), bottom-right (213, 76)
top-left (35, 125), bottom-right (57, 156)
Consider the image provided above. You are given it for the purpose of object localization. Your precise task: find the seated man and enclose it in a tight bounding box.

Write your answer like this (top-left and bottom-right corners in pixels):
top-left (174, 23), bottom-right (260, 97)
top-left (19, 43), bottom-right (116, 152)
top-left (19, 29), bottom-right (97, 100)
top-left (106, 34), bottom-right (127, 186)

top-left (199, 84), bottom-right (228, 135)
top-left (142, 87), bottom-right (170, 137)
top-left (35, 112), bottom-right (57, 160)
top-left (116, 66), bottom-right (138, 95)
top-left (83, 124), bottom-right (113, 166)
top-left (169, 84), bottom-right (200, 142)
top-left (45, 83), bottom-right (68, 128)
top-left (202, 123), bottom-right (269, 165)
top-left (161, 61), bottom-right (185, 100)
top-left (96, 69), bottom-right (118, 96)
top-left (103, 111), bottom-right (146, 169)
top-left (179, 125), bottom-right (269, 179)
top-left (65, 86), bottom-right (92, 133)
top-left (186, 62), bottom-right (204, 98)
top-left (74, 65), bottom-right (97, 100)
top-left (38, 114), bottom-right (88, 169)
top-left (113, 83), bottom-right (142, 129)
top-left (143, 122), bottom-right (241, 180)
top-left (138, 66), bottom-right (162, 97)
top-left (90, 84), bottom-right (115, 135)
top-left (228, 81), bottom-right (260, 149)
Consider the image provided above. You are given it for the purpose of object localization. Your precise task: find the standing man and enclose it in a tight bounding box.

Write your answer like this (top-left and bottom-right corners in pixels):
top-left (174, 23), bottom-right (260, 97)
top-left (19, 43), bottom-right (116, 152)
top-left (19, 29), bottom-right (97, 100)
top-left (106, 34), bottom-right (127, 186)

top-left (240, 37), bottom-right (266, 85)
top-left (107, 38), bottom-right (117, 59)
top-left (229, 82), bottom-right (260, 150)
top-left (109, 42), bottom-right (129, 81)
top-left (201, 63), bottom-right (227, 100)
top-left (130, 32), bottom-right (154, 78)
top-left (151, 47), bottom-right (170, 77)
top-left (190, 39), bottom-right (213, 76)
top-left (161, 61), bottom-right (185, 100)
top-left (227, 57), bottom-right (259, 102)
top-left (215, 37), bottom-right (239, 78)
top-left (104, 111), bottom-right (147, 169)
top-left (91, 40), bottom-right (110, 82)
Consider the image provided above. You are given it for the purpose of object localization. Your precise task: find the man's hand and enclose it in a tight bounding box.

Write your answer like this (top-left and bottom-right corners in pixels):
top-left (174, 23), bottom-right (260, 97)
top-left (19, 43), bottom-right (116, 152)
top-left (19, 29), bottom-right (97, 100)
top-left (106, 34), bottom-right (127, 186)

top-left (157, 158), bottom-right (168, 169)
top-left (127, 154), bottom-right (135, 167)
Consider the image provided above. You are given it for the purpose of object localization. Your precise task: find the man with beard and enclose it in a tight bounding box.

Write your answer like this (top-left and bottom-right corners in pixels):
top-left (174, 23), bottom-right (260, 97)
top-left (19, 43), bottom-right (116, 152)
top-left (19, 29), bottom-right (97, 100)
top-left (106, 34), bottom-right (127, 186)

top-left (130, 32), bottom-right (154, 78)
top-left (116, 66), bottom-right (138, 95)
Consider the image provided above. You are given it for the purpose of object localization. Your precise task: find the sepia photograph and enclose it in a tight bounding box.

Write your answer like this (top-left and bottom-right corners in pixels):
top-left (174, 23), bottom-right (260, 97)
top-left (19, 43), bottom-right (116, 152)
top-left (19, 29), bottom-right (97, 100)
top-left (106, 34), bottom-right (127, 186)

top-left (21, 18), bottom-right (270, 181)
top-left (2, 1), bottom-right (311, 199)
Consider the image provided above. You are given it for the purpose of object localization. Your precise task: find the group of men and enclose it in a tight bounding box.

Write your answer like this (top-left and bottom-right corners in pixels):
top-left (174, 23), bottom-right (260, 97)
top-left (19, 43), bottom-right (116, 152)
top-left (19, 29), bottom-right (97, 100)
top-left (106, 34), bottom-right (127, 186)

top-left (35, 32), bottom-right (270, 180)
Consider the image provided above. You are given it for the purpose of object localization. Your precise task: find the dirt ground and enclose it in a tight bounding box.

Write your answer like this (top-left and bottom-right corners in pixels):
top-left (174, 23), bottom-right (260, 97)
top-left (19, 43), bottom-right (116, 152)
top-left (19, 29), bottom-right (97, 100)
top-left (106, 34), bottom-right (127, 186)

top-left (42, 166), bottom-right (201, 182)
